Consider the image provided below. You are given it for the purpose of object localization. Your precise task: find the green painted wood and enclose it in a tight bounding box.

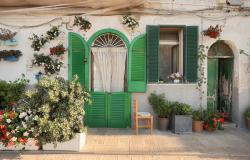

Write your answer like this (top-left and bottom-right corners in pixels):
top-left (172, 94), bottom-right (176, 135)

top-left (128, 34), bottom-right (146, 92)
top-left (207, 59), bottom-right (219, 112)
top-left (68, 32), bottom-right (89, 90)
top-left (147, 25), bottom-right (160, 82)
top-left (108, 93), bottom-right (130, 128)
top-left (185, 26), bottom-right (198, 82)
top-left (86, 92), bottom-right (107, 127)
top-left (87, 28), bottom-right (130, 49)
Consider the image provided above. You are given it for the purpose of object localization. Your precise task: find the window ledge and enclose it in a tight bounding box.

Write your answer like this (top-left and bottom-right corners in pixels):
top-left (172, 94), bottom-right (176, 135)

top-left (148, 83), bottom-right (197, 86)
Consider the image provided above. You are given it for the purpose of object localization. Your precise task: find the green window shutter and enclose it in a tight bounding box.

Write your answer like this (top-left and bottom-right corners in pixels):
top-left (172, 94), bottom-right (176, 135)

top-left (86, 92), bottom-right (107, 128)
top-left (68, 32), bottom-right (89, 88)
top-left (108, 93), bottom-right (131, 128)
top-left (128, 34), bottom-right (146, 92)
top-left (185, 26), bottom-right (198, 82)
top-left (147, 25), bottom-right (160, 82)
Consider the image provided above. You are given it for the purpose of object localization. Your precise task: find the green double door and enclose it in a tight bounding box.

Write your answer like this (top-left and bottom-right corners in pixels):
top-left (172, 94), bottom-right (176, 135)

top-left (85, 92), bottom-right (131, 128)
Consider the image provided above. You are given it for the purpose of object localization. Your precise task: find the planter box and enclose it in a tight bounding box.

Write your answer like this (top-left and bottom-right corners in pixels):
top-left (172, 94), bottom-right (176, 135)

top-left (43, 133), bottom-right (86, 152)
top-left (0, 138), bottom-right (39, 150)
top-left (172, 115), bottom-right (192, 134)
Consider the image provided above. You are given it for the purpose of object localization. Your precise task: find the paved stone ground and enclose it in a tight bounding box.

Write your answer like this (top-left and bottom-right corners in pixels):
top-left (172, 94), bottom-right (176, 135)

top-left (1, 124), bottom-right (250, 160)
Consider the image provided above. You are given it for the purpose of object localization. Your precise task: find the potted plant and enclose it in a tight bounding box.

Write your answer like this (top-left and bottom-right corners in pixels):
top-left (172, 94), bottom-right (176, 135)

top-left (17, 75), bottom-right (91, 151)
top-left (50, 44), bottom-right (66, 57)
top-left (172, 102), bottom-right (192, 134)
top-left (203, 111), bottom-right (224, 132)
top-left (203, 25), bottom-right (222, 39)
top-left (168, 72), bottom-right (183, 83)
top-left (192, 109), bottom-right (204, 132)
top-left (148, 93), bottom-right (171, 130)
top-left (244, 107), bottom-right (250, 130)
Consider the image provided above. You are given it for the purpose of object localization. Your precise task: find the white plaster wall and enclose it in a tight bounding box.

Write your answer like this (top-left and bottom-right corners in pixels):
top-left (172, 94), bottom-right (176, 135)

top-left (0, 11), bottom-right (250, 127)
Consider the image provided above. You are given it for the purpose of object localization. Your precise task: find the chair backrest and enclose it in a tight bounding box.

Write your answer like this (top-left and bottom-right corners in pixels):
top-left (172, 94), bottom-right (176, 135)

top-left (133, 98), bottom-right (138, 128)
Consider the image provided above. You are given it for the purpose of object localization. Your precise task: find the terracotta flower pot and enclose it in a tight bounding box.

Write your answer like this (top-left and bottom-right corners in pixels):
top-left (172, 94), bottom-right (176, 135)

top-left (246, 117), bottom-right (250, 130)
top-left (158, 117), bottom-right (169, 131)
top-left (192, 120), bottom-right (203, 132)
top-left (207, 127), bottom-right (215, 132)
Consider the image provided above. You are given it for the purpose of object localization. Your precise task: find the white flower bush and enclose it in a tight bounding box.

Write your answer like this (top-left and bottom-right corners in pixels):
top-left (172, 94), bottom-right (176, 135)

top-left (122, 15), bottom-right (139, 31)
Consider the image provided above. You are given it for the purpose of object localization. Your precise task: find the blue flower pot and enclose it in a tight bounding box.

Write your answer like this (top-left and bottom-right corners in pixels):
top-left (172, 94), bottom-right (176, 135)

top-left (3, 56), bottom-right (18, 62)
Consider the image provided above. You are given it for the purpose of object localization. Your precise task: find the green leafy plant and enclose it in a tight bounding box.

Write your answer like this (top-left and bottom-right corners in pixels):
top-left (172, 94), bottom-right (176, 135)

top-left (203, 111), bottom-right (224, 130)
top-left (29, 26), bottom-right (60, 51)
top-left (244, 107), bottom-right (250, 118)
top-left (73, 16), bottom-right (92, 31)
top-left (0, 74), bottom-right (29, 109)
top-left (192, 109), bottom-right (204, 121)
top-left (16, 75), bottom-right (91, 149)
top-left (172, 102), bottom-right (192, 115)
top-left (0, 28), bottom-right (17, 41)
top-left (50, 44), bottom-right (66, 57)
top-left (148, 93), bottom-right (172, 118)
top-left (32, 53), bottom-right (63, 75)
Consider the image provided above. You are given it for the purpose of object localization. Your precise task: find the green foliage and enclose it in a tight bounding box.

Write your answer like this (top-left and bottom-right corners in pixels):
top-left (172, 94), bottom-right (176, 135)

top-left (148, 93), bottom-right (172, 118)
top-left (0, 50), bottom-right (22, 60)
top-left (16, 75), bottom-right (91, 146)
top-left (192, 109), bottom-right (204, 121)
top-left (244, 107), bottom-right (250, 118)
top-left (73, 16), bottom-right (92, 31)
top-left (32, 53), bottom-right (63, 75)
top-left (172, 102), bottom-right (192, 115)
top-left (0, 74), bottom-right (29, 109)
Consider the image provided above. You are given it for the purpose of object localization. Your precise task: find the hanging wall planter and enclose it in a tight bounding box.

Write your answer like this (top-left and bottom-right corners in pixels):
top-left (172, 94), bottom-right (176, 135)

top-left (0, 50), bottom-right (22, 62)
top-left (203, 25), bottom-right (222, 39)
top-left (73, 16), bottom-right (92, 32)
top-left (122, 15), bottom-right (139, 31)
top-left (0, 28), bottom-right (18, 46)
top-left (4, 39), bottom-right (18, 46)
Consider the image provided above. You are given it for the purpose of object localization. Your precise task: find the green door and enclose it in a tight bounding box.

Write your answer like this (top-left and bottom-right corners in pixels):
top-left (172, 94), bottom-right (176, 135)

top-left (207, 58), bottom-right (219, 112)
top-left (86, 92), bottom-right (131, 128)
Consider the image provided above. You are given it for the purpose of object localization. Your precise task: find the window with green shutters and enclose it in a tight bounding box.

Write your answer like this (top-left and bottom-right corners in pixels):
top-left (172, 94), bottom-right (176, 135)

top-left (146, 25), bottom-right (198, 83)
top-left (68, 32), bottom-right (89, 90)
top-left (128, 34), bottom-right (147, 92)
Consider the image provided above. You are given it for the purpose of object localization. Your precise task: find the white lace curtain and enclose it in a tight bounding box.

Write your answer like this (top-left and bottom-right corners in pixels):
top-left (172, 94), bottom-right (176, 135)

top-left (91, 47), bottom-right (127, 92)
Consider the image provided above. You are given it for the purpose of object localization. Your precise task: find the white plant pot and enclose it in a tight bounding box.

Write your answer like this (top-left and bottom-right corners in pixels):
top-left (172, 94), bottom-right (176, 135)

top-left (43, 133), bottom-right (86, 152)
top-left (0, 138), bottom-right (39, 150)
top-left (173, 79), bottom-right (180, 83)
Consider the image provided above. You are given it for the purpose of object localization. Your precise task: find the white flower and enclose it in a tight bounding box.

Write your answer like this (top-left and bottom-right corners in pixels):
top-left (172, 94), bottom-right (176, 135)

top-left (11, 130), bottom-right (16, 134)
top-left (28, 110), bottom-right (32, 114)
top-left (23, 132), bottom-right (29, 137)
top-left (6, 119), bottom-right (11, 123)
top-left (25, 116), bottom-right (29, 121)
top-left (11, 137), bottom-right (17, 142)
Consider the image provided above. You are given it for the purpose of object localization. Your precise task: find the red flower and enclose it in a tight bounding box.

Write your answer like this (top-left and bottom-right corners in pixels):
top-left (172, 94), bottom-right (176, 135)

top-left (218, 118), bottom-right (224, 124)
top-left (212, 117), bottom-right (217, 122)
top-left (18, 138), bottom-right (28, 144)
top-left (1, 134), bottom-right (6, 141)
top-left (7, 134), bottom-right (12, 140)
top-left (213, 113), bottom-right (217, 117)
top-left (7, 141), bottom-right (14, 149)
top-left (8, 111), bottom-right (15, 119)
top-left (204, 122), bottom-right (208, 129)
top-left (0, 110), bottom-right (4, 115)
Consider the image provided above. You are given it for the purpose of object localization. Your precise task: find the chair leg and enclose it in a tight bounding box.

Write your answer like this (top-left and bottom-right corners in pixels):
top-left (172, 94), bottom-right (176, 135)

top-left (150, 117), bottom-right (153, 135)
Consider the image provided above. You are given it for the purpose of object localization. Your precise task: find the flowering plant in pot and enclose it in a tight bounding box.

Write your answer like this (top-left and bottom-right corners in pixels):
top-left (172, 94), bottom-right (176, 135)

top-left (192, 109), bottom-right (204, 132)
top-left (0, 50), bottom-right (22, 62)
top-left (203, 25), bottom-right (222, 39)
top-left (203, 111), bottom-right (224, 132)
top-left (122, 15), bottom-right (139, 31)
top-left (244, 107), bottom-right (250, 130)
top-left (16, 75), bottom-right (91, 150)
top-left (73, 16), bottom-right (92, 31)
top-left (0, 110), bottom-right (33, 149)
top-left (0, 28), bottom-right (17, 41)
top-left (50, 44), bottom-right (66, 57)
top-left (171, 102), bottom-right (192, 134)
top-left (168, 72), bottom-right (183, 83)
top-left (148, 93), bottom-right (171, 130)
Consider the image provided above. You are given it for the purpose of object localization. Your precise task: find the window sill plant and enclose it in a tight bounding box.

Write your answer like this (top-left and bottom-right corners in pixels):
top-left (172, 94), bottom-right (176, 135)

top-left (244, 107), bottom-right (250, 130)
top-left (192, 109), bottom-right (204, 132)
top-left (171, 102), bottom-right (192, 134)
top-left (148, 93), bottom-right (172, 130)
top-left (168, 72), bottom-right (183, 83)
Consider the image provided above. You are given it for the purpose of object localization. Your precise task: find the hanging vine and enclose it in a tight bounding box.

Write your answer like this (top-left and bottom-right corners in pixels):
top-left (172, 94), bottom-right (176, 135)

top-left (197, 45), bottom-right (208, 108)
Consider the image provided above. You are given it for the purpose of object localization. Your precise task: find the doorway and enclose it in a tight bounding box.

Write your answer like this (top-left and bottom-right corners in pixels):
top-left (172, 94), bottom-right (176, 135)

top-left (207, 41), bottom-right (234, 120)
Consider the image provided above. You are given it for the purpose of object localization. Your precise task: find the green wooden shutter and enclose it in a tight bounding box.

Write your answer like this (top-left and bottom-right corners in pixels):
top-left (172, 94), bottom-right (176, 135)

top-left (185, 26), bottom-right (198, 82)
top-left (108, 93), bottom-right (131, 128)
top-left (86, 92), bottom-right (107, 127)
top-left (147, 25), bottom-right (160, 82)
top-left (128, 34), bottom-right (146, 92)
top-left (68, 32), bottom-right (89, 88)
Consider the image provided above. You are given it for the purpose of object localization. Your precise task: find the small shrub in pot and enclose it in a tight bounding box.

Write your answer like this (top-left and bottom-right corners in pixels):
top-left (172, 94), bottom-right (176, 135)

top-left (192, 109), bottom-right (204, 132)
top-left (244, 107), bottom-right (250, 130)
top-left (148, 93), bottom-right (171, 130)
top-left (172, 102), bottom-right (192, 134)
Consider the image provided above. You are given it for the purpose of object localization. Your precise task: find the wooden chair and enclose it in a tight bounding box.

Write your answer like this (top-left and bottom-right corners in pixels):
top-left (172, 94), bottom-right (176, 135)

top-left (133, 98), bottom-right (153, 135)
